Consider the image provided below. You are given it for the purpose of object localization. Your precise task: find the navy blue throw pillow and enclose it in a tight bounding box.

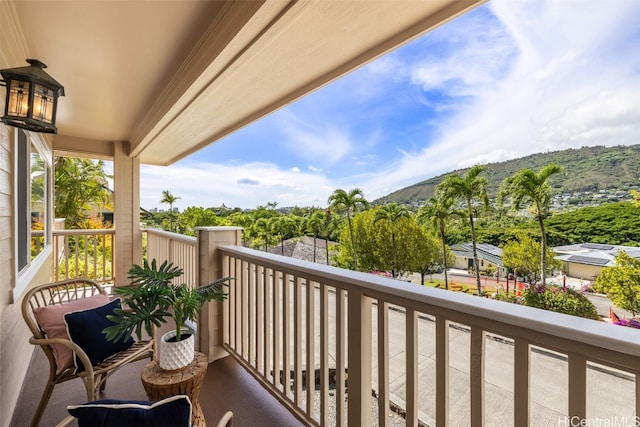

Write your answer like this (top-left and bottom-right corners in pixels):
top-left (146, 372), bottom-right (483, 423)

top-left (64, 298), bottom-right (134, 372)
top-left (67, 395), bottom-right (192, 427)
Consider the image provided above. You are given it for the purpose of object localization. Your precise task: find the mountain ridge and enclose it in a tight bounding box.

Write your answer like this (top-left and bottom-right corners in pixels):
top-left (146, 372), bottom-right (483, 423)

top-left (376, 144), bottom-right (640, 206)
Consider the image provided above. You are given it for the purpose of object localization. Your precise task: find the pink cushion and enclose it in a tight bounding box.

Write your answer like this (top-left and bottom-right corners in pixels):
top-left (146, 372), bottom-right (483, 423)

top-left (34, 293), bottom-right (110, 374)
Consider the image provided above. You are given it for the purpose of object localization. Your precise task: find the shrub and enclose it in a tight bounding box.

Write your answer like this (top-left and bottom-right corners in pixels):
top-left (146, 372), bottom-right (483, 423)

top-left (523, 285), bottom-right (600, 320)
top-left (493, 293), bottom-right (520, 304)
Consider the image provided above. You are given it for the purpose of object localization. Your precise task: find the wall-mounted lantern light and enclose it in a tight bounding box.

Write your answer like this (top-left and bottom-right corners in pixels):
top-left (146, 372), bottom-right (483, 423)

top-left (0, 59), bottom-right (65, 134)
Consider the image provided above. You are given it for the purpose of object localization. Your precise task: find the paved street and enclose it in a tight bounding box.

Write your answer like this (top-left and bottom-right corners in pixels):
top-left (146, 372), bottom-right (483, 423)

top-left (374, 305), bottom-right (635, 426)
top-left (297, 282), bottom-right (636, 427)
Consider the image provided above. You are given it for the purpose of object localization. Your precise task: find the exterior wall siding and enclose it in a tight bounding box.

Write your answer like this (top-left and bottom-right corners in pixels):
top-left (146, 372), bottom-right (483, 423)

top-left (0, 121), bottom-right (54, 427)
top-left (564, 262), bottom-right (603, 281)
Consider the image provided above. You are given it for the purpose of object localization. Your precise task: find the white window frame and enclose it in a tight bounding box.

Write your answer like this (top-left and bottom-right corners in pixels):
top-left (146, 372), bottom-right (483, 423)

top-left (13, 129), bottom-right (53, 301)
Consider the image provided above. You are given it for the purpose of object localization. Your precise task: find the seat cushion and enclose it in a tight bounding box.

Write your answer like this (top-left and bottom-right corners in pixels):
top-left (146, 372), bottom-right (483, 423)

top-left (67, 395), bottom-right (192, 427)
top-left (34, 293), bottom-right (110, 374)
top-left (64, 298), bottom-right (134, 372)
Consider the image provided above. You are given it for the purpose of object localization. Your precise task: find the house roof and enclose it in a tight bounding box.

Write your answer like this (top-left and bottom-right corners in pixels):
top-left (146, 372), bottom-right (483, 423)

top-left (2, 0), bottom-right (484, 165)
top-left (268, 236), bottom-right (333, 264)
top-left (554, 243), bottom-right (640, 267)
top-left (449, 243), bottom-right (504, 267)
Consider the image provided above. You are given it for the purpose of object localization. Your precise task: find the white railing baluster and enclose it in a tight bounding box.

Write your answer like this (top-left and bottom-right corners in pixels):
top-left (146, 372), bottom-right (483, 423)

top-left (320, 283), bottom-right (329, 426)
top-left (336, 288), bottom-right (346, 427)
top-left (283, 272), bottom-right (291, 399)
top-left (257, 265), bottom-right (264, 374)
top-left (514, 339), bottom-right (530, 426)
top-left (470, 327), bottom-right (485, 427)
top-left (568, 353), bottom-right (587, 421)
top-left (347, 288), bottom-right (372, 427)
top-left (378, 301), bottom-right (389, 427)
top-left (248, 261), bottom-right (255, 367)
top-left (407, 307), bottom-right (418, 427)
top-left (294, 276), bottom-right (303, 407)
top-left (306, 279), bottom-right (315, 418)
top-left (436, 316), bottom-right (449, 427)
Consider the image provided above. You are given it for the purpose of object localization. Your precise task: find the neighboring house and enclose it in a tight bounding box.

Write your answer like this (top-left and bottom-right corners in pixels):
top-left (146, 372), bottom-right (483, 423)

top-left (554, 243), bottom-right (640, 280)
top-left (449, 243), bottom-right (508, 278)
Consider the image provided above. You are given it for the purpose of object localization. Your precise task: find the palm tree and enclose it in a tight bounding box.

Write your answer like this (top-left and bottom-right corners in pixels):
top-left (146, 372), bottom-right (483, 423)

top-left (305, 211), bottom-right (324, 263)
top-left (374, 203), bottom-right (411, 278)
top-left (437, 165), bottom-right (489, 295)
top-left (499, 163), bottom-right (563, 286)
top-left (417, 195), bottom-right (457, 290)
top-left (54, 157), bottom-right (112, 228)
top-left (160, 190), bottom-right (181, 232)
top-left (328, 188), bottom-right (369, 271)
top-left (251, 218), bottom-right (270, 251)
top-left (321, 209), bottom-right (340, 265)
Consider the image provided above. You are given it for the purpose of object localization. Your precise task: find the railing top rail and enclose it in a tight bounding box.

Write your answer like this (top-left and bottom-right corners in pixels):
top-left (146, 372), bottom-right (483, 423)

top-left (219, 244), bottom-right (640, 360)
top-left (143, 227), bottom-right (197, 245)
top-left (52, 229), bottom-right (115, 236)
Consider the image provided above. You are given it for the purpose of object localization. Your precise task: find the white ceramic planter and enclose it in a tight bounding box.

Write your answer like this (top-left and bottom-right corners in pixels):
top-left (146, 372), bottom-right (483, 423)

top-left (159, 328), bottom-right (195, 370)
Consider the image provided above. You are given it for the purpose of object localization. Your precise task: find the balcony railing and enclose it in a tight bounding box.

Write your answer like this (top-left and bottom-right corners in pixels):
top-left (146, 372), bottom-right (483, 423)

top-left (144, 228), bottom-right (197, 286)
top-left (218, 245), bottom-right (640, 427)
top-left (52, 229), bottom-right (115, 285)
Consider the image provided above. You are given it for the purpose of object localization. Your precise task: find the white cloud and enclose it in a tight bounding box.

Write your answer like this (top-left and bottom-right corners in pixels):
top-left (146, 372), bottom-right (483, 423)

top-left (143, 0), bottom-right (640, 208)
top-left (354, 0), bottom-right (640, 201)
top-left (275, 111), bottom-right (353, 166)
top-left (140, 161), bottom-right (335, 210)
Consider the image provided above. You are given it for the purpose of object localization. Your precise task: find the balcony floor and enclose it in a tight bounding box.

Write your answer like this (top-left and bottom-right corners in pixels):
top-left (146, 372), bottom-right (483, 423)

top-left (11, 348), bottom-right (304, 427)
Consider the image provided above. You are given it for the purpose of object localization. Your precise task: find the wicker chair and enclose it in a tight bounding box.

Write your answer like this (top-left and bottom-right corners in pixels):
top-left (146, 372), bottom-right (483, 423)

top-left (22, 278), bottom-right (154, 427)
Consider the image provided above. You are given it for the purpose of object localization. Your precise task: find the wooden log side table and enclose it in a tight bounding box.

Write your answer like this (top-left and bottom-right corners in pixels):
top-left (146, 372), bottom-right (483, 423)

top-left (141, 351), bottom-right (208, 427)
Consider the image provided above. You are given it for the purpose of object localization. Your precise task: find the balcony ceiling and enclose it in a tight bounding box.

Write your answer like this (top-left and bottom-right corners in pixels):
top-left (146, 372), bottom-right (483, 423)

top-left (7, 0), bottom-right (483, 165)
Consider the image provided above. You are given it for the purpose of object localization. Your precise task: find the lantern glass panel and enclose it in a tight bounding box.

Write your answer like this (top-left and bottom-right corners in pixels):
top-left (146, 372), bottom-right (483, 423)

top-left (33, 84), bottom-right (55, 123)
top-left (8, 80), bottom-right (30, 118)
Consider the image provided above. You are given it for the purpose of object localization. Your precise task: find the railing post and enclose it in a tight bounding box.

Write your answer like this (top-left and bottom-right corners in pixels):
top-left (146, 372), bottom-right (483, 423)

top-left (197, 226), bottom-right (243, 363)
top-left (347, 288), bottom-right (372, 427)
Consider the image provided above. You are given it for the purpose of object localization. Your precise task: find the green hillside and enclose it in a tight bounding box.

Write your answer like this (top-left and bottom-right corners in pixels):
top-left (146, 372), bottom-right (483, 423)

top-left (376, 145), bottom-right (640, 206)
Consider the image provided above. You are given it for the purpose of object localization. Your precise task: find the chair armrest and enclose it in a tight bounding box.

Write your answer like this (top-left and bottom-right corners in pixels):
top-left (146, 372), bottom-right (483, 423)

top-left (29, 336), bottom-right (95, 377)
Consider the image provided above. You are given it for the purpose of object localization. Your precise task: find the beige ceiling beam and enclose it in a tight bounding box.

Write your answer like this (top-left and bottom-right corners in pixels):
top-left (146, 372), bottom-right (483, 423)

top-left (129, 0), bottom-right (277, 159)
top-left (130, 0), bottom-right (485, 166)
top-left (52, 135), bottom-right (119, 160)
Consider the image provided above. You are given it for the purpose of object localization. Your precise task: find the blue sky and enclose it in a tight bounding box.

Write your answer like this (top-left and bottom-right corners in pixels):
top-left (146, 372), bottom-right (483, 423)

top-left (140, 0), bottom-right (640, 210)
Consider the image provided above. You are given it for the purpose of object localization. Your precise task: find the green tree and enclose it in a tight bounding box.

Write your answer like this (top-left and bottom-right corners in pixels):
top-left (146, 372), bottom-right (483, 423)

top-left (502, 234), bottom-right (560, 284)
top-left (304, 211), bottom-right (324, 263)
top-left (328, 188), bottom-right (369, 271)
top-left (417, 196), bottom-right (458, 289)
top-left (409, 231), bottom-right (453, 286)
top-left (54, 157), bottom-right (112, 228)
top-left (177, 206), bottom-right (223, 236)
top-left (252, 217), bottom-right (271, 251)
top-left (594, 251), bottom-right (640, 316)
top-left (335, 210), bottom-right (432, 278)
top-left (160, 190), bottom-right (181, 232)
top-left (499, 163), bottom-right (563, 285)
top-left (227, 211), bottom-right (253, 246)
top-left (374, 203), bottom-right (411, 278)
top-left (437, 165), bottom-right (489, 295)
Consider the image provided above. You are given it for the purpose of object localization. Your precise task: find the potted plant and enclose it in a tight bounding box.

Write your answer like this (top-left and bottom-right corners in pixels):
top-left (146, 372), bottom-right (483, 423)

top-left (103, 259), bottom-right (231, 370)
